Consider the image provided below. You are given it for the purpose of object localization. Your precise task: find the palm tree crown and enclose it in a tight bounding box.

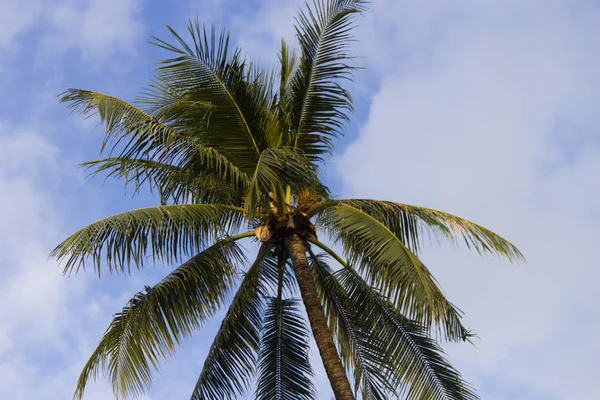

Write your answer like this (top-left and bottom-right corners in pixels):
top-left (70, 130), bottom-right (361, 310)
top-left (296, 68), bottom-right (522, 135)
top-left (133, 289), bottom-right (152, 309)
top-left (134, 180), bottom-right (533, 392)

top-left (53, 1), bottom-right (523, 399)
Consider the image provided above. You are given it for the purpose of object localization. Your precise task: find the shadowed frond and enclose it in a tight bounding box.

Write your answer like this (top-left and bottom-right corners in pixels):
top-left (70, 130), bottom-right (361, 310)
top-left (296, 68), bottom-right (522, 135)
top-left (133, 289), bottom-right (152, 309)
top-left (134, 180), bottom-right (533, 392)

top-left (72, 237), bottom-right (249, 400)
top-left (312, 199), bottom-right (524, 261)
top-left (243, 147), bottom-right (319, 217)
top-left (255, 297), bottom-right (316, 400)
top-left (148, 22), bottom-right (277, 172)
top-left (191, 245), bottom-right (279, 400)
top-left (58, 89), bottom-right (248, 201)
top-left (311, 202), bottom-right (458, 332)
top-left (308, 251), bottom-right (392, 399)
top-left (288, 0), bottom-right (366, 160)
top-left (335, 266), bottom-right (479, 400)
top-left (309, 248), bottom-right (478, 400)
top-left (51, 204), bottom-right (245, 275)
top-left (82, 157), bottom-right (245, 205)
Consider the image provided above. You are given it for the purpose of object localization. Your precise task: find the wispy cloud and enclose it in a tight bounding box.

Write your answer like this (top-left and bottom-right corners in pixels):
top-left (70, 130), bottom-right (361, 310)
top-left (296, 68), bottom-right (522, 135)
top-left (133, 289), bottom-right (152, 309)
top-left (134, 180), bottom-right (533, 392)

top-left (0, 0), bottom-right (145, 63)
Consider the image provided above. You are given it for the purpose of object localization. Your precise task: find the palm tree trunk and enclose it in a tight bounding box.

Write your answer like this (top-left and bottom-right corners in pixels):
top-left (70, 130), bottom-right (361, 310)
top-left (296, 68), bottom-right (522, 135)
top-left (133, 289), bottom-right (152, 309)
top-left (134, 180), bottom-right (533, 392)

top-left (285, 234), bottom-right (354, 400)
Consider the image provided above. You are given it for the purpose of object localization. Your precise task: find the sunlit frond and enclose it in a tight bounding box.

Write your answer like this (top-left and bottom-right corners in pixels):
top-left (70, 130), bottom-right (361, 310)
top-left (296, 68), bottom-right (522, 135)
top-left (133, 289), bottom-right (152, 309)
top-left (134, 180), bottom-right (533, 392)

top-left (59, 89), bottom-right (196, 158)
top-left (51, 204), bottom-right (245, 275)
top-left (288, 0), bottom-right (366, 160)
top-left (59, 90), bottom-right (248, 200)
top-left (311, 203), bottom-right (462, 336)
top-left (312, 199), bottom-right (524, 261)
top-left (72, 238), bottom-right (248, 400)
top-left (309, 248), bottom-right (478, 400)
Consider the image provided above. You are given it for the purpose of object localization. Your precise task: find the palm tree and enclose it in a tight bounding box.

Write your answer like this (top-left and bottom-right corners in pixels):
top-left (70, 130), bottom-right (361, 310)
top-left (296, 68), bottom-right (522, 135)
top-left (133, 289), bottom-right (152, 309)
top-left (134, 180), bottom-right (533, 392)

top-left (53, 1), bottom-right (523, 399)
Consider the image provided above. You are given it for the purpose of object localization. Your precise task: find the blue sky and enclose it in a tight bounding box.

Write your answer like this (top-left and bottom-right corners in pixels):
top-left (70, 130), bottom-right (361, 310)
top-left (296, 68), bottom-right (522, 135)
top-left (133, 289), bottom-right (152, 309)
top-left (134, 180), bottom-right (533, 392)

top-left (1, 0), bottom-right (599, 399)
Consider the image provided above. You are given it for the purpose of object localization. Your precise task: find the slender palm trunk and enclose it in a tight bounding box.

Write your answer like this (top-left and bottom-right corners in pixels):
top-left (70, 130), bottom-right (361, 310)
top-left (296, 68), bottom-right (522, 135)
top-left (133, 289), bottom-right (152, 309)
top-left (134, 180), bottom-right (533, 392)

top-left (285, 234), bottom-right (354, 400)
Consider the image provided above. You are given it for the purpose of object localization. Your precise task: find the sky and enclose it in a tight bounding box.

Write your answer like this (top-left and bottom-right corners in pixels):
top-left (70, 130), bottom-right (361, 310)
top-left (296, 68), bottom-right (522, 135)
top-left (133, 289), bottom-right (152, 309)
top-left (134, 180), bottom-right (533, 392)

top-left (0, 0), bottom-right (599, 399)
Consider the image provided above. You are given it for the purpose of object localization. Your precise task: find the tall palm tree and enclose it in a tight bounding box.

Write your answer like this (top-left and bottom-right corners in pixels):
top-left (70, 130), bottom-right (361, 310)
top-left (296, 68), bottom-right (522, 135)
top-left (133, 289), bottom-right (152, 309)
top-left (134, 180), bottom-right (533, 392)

top-left (53, 1), bottom-right (523, 399)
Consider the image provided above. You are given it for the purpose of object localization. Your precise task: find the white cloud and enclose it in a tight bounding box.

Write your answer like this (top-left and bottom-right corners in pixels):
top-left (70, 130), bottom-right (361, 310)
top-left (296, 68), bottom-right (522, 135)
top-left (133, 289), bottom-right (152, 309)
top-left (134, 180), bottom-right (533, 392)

top-left (43, 0), bottom-right (146, 62)
top-left (0, 124), bottom-right (132, 399)
top-left (339, 1), bottom-right (600, 399)
top-left (0, 0), bottom-right (44, 52)
top-left (0, 0), bottom-right (145, 63)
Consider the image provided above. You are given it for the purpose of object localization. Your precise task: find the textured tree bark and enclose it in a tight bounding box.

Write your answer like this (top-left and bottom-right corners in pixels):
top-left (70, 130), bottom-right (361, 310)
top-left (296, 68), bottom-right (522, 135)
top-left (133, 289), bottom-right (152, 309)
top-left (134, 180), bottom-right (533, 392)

top-left (285, 234), bottom-right (355, 400)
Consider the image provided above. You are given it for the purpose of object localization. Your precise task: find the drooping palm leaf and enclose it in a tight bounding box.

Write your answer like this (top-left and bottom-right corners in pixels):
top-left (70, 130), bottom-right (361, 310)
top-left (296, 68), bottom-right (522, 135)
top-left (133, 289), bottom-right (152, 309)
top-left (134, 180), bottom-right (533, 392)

top-left (288, 0), bottom-right (366, 160)
top-left (59, 89), bottom-right (198, 159)
top-left (255, 297), bottom-right (316, 400)
top-left (81, 157), bottom-right (245, 205)
top-left (58, 89), bottom-right (248, 200)
top-left (72, 237), bottom-right (249, 400)
top-left (309, 247), bottom-right (478, 400)
top-left (311, 202), bottom-right (456, 332)
top-left (335, 266), bottom-right (479, 400)
top-left (191, 245), bottom-right (279, 400)
top-left (51, 204), bottom-right (245, 275)
top-left (314, 199), bottom-right (524, 260)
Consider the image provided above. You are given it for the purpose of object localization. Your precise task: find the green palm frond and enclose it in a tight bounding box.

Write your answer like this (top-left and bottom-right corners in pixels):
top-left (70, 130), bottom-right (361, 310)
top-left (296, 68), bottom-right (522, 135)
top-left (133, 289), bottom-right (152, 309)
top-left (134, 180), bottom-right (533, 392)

top-left (335, 267), bottom-right (479, 400)
top-left (148, 22), bottom-right (276, 172)
top-left (59, 89), bottom-right (197, 159)
top-left (275, 40), bottom-right (300, 148)
top-left (309, 247), bottom-right (478, 400)
top-left (313, 199), bottom-right (523, 261)
top-left (288, 0), bottom-right (366, 160)
top-left (255, 297), bottom-right (316, 400)
top-left (191, 245), bottom-right (279, 400)
top-left (312, 202), bottom-right (456, 331)
top-left (82, 157), bottom-right (245, 205)
top-left (58, 89), bottom-right (248, 198)
top-left (51, 204), bottom-right (245, 275)
top-left (72, 237), bottom-right (248, 400)
top-left (308, 251), bottom-right (393, 399)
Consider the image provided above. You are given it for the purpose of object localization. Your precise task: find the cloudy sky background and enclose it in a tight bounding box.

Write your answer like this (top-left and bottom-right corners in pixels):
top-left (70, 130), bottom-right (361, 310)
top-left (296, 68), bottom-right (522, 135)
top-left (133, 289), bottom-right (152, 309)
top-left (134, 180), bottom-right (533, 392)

top-left (1, 0), bottom-right (599, 399)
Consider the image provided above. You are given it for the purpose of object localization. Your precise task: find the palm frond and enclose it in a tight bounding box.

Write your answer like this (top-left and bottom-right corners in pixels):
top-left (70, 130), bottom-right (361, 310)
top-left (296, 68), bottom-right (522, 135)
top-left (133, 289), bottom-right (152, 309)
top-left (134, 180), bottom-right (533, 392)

top-left (59, 89), bottom-right (195, 158)
top-left (312, 199), bottom-right (523, 261)
top-left (191, 245), bottom-right (279, 400)
top-left (72, 237), bottom-right (248, 400)
top-left (255, 297), bottom-right (316, 400)
top-left (275, 39), bottom-right (300, 148)
top-left (311, 203), bottom-right (462, 336)
top-left (308, 246), bottom-right (478, 400)
top-left (51, 204), bottom-right (245, 275)
top-left (308, 251), bottom-right (392, 400)
top-left (82, 157), bottom-right (245, 205)
top-left (335, 266), bottom-right (479, 400)
top-left (148, 21), bottom-right (277, 172)
top-left (288, 0), bottom-right (366, 160)
top-left (58, 89), bottom-right (248, 200)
